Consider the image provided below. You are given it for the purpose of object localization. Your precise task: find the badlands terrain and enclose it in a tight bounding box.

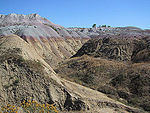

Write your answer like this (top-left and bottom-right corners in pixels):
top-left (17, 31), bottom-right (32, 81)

top-left (0, 13), bottom-right (150, 113)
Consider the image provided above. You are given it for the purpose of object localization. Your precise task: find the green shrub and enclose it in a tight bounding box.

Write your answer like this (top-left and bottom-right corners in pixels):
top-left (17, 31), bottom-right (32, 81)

top-left (102, 25), bottom-right (106, 27)
top-left (111, 74), bottom-right (126, 86)
top-left (92, 24), bottom-right (96, 28)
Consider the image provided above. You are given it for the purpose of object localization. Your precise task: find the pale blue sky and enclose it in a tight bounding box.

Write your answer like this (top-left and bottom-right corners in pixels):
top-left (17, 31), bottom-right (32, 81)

top-left (1, 0), bottom-right (150, 29)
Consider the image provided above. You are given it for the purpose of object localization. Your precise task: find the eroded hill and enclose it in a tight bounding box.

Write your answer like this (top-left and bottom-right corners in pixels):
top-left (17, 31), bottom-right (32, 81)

top-left (0, 35), bottom-right (144, 113)
top-left (56, 36), bottom-right (150, 112)
top-left (0, 14), bottom-right (90, 67)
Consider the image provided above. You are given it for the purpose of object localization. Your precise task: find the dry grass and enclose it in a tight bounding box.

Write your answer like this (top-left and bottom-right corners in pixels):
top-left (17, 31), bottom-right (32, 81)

top-left (55, 55), bottom-right (150, 112)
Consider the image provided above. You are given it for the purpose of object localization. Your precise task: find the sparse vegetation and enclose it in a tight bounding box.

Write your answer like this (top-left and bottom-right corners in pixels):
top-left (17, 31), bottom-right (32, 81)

top-left (50, 26), bottom-right (58, 32)
top-left (101, 25), bottom-right (106, 27)
top-left (43, 23), bottom-right (59, 33)
top-left (13, 79), bottom-right (19, 86)
top-left (0, 100), bottom-right (58, 113)
top-left (0, 104), bottom-right (18, 113)
top-left (56, 55), bottom-right (150, 112)
top-left (0, 48), bottom-right (44, 74)
top-left (111, 74), bottom-right (126, 86)
top-left (21, 100), bottom-right (58, 113)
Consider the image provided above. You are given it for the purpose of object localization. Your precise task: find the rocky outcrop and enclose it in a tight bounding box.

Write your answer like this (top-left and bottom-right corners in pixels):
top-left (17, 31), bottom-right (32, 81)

top-left (131, 36), bottom-right (150, 62)
top-left (72, 36), bottom-right (150, 63)
top-left (72, 38), bottom-right (134, 61)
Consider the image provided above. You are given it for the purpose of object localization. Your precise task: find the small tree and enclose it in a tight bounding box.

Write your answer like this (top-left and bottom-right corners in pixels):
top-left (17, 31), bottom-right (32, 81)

top-left (102, 25), bottom-right (106, 27)
top-left (92, 24), bottom-right (96, 28)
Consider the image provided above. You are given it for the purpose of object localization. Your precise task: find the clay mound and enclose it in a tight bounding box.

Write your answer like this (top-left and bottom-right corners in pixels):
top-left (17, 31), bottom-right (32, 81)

top-left (72, 36), bottom-right (150, 63)
top-left (0, 24), bottom-right (89, 67)
top-left (0, 34), bottom-right (42, 60)
top-left (0, 14), bottom-right (90, 67)
top-left (72, 37), bottom-right (135, 61)
top-left (0, 14), bottom-right (90, 39)
top-left (0, 13), bottom-right (61, 27)
top-left (0, 35), bottom-right (55, 72)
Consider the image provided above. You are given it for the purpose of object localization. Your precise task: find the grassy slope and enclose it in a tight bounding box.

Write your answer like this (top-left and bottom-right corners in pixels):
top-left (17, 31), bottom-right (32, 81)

top-left (55, 55), bottom-right (150, 112)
